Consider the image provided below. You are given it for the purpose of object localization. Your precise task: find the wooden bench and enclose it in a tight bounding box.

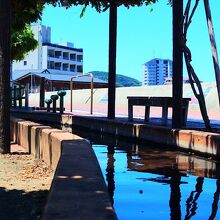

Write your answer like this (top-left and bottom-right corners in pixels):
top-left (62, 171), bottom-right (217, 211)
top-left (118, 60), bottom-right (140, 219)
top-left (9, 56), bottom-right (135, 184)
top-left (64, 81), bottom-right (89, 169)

top-left (127, 96), bottom-right (191, 126)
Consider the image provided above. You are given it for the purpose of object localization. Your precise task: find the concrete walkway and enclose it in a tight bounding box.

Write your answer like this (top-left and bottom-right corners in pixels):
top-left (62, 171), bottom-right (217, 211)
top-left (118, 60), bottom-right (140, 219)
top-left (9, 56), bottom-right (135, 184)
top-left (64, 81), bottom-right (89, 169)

top-left (10, 117), bottom-right (117, 220)
top-left (42, 140), bottom-right (117, 220)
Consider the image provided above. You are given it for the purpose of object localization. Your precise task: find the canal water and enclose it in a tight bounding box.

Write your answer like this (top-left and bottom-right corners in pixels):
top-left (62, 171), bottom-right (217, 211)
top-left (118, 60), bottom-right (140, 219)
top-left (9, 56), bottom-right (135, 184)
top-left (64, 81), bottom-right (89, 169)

top-left (72, 129), bottom-right (220, 220)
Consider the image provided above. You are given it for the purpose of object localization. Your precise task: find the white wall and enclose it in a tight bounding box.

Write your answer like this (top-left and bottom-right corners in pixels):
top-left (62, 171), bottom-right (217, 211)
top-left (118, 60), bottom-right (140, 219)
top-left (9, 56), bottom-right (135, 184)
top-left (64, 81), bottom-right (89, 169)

top-left (12, 24), bottom-right (83, 75)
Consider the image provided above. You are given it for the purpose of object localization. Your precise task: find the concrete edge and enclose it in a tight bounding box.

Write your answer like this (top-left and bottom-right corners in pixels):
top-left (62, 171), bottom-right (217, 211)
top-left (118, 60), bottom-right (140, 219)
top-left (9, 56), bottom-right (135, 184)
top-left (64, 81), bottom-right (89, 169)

top-left (68, 116), bottom-right (220, 158)
top-left (10, 116), bottom-right (117, 220)
top-left (11, 111), bottom-right (220, 158)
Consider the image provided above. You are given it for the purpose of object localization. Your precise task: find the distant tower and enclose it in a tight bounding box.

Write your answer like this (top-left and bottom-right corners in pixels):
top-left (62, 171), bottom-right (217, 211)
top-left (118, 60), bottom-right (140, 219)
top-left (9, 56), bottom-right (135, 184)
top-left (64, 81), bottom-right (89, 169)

top-left (142, 58), bottom-right (173, 86)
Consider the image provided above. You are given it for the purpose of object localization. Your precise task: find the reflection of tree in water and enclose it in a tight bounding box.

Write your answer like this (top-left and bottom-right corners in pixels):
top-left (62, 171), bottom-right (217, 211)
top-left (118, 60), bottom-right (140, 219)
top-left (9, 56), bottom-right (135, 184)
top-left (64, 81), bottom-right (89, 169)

top-left (170, 173), bottom-right (182, 220)
top-left (106, 145), bottom-right (115, 205)
top-left (102, 143), bottom-right (220, 218)
top-left (138, 173), bottom-right (184, 220)
top-left (209, 179), bottom-right (220, 220)
top-left (185, 177), bottom-right (204, 220)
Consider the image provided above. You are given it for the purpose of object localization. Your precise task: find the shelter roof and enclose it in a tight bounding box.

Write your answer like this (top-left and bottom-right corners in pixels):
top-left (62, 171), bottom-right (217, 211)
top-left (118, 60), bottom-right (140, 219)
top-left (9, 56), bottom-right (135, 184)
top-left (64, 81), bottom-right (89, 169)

top-left (12, 69), bottom-right (107, 84)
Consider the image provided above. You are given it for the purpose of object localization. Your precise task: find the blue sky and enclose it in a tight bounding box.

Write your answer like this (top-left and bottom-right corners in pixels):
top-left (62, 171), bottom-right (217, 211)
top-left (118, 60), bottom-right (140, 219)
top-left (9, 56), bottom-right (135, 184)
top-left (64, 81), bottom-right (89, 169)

top-left (42, 1), bottom-right (220, 82)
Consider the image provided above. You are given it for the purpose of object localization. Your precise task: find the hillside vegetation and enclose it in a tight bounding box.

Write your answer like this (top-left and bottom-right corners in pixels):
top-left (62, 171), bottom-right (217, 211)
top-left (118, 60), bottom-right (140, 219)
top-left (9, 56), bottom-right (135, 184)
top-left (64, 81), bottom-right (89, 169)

top-left (90, 71), bottom-right (141, 87)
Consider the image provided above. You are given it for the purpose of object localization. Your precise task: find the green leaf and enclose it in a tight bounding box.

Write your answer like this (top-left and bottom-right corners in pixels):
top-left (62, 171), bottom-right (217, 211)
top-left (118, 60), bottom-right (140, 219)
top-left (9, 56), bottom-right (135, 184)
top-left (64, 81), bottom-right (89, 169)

top-left (80, 5), bottom-right (87, 18)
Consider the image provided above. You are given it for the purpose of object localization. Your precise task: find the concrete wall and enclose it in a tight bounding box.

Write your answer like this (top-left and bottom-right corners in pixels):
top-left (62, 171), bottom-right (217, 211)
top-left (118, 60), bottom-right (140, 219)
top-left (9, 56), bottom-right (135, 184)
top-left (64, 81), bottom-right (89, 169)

top-left (10, 116), bottom-right (85, 169)
top-left (26, 82), bottom-right (220, 120)
top-left (11, 111), bottom-right (220, 159)
top-left (65, 115), bottom-right (220, 159)
top-left (10, 116), bottom-right (117, 219)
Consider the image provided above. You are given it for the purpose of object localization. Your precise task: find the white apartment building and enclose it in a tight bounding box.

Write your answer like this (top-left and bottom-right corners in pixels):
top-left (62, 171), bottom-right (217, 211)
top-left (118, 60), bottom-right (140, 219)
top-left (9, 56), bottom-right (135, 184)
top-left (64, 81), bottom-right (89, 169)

top-left (12, 24), bottom-right (83, 75)
top-left (142, 58), bottom-right (173, 86)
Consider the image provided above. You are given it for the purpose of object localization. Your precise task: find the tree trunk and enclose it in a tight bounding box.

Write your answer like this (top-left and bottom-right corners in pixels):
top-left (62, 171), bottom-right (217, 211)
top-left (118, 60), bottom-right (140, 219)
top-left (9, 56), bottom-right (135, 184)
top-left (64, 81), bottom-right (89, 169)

top-left (204, 0), bottom-right (220, 108)
top-left (182, 0), bottom-right (211, 130)
top-left (172, 0), bottom-right (184, 128)
top-left (108, 1), bottom-right (117, 119)
top-left (0, 0), bottom-right (11, 153)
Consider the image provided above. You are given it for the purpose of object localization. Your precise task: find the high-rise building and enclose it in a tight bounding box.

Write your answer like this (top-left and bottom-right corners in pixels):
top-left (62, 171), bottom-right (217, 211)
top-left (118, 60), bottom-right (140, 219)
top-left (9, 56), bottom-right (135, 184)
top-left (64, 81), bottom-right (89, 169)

top-left (142, 58), bottom-right (173, 86)
top-left (12, 24), bottom-right (83, 75)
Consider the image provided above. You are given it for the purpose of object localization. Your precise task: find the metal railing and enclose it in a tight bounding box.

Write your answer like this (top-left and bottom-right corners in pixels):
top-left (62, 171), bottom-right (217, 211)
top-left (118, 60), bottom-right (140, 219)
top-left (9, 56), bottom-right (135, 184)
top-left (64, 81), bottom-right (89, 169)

top-left (70, 73), bottom-right (94, 114)
top-left (11, 82), bottom-right (29, 108)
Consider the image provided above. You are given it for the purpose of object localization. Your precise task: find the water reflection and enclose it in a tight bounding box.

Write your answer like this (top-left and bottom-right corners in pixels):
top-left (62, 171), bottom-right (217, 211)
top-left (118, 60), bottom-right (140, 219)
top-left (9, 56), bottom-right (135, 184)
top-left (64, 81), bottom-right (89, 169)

top-left (106, 146), bottom-right (115, 205)
top-left (125, 145), bottom-right (220, 179)
top-left (72, 128), bottom-right (220, 179)
top-left (70, 128), bottom-right (220, 219)
top-left (185, 177), bottom-right (204, 220)
top-left (170, 173), bottom-right (182, 220)
top-left (209, 180), bottom-right (220, 220)
top-left (93, 142), bottom-right (220, 219)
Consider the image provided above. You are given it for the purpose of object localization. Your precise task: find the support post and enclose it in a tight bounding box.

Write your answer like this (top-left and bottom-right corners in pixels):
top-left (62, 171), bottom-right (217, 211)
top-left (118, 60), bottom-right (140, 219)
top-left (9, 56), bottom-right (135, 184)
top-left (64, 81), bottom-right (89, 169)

top-left (13, 85), bottom-right (16, 107)
top-left (40, 77), bottom-right (45, 108)
top-left (45, 99), bottom-right (52, 112)
top-left (51, 95), bottom-right (59, 113)
top-left (57, 90), bottom-right (66, 114)
top-left (108, 1), bottom-right (117, 119)
top-left (90, 75), bottom-right (94, 115)
top-left (25, 83), bottom-right (29, 108)
top-left (172, 0), bottom-right (184, 128)
top-left (18, 84), bottom-right (22, 108)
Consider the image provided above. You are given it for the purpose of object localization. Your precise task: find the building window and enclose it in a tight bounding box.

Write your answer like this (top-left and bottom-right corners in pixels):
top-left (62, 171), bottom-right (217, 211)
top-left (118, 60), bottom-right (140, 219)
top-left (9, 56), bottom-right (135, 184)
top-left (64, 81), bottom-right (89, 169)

top-left (77, 65), bottom-right (83, 73)
top-left (24, 61), bottom-right (27, 66)
top-left (77, 55), bottom-right (83, 62)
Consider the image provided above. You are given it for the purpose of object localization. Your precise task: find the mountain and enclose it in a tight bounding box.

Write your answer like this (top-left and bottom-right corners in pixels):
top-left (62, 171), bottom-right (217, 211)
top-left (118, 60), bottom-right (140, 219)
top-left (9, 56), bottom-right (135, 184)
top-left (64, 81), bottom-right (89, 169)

top-left (90, 71), bottom-right (141, 87)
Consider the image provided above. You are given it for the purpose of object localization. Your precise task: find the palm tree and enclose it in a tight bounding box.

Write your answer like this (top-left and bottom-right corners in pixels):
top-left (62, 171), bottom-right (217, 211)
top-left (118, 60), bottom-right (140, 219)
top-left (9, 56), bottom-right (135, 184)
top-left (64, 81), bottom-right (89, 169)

top-left (0, 0), bottom-right (11, 153)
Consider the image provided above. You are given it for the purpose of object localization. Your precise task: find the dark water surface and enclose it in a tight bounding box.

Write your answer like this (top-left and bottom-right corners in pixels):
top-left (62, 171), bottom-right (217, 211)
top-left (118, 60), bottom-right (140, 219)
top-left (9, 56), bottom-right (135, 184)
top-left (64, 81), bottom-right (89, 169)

top-left (72, 129), bottom-right (220, 220)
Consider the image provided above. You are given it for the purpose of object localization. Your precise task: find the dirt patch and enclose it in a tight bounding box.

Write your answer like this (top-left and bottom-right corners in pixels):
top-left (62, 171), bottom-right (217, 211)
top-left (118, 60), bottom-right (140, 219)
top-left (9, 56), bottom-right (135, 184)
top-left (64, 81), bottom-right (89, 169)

top-left (0, 152), bottom-right (54, 220)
